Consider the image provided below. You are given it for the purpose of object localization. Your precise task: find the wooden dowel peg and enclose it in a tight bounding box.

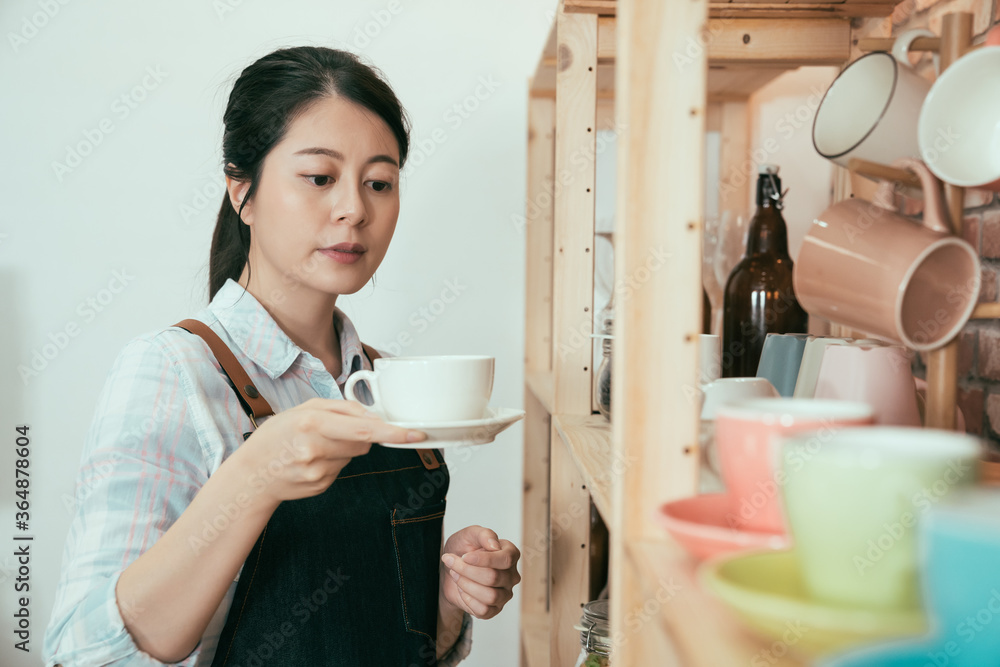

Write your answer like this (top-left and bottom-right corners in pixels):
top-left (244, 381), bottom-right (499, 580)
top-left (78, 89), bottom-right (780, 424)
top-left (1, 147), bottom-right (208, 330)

top-left (972, 303), bottom-right (1000, 320)
top-left (847, 158), bottom-right (923, 189)
top-left (857, 36), bottom-right (941, 54)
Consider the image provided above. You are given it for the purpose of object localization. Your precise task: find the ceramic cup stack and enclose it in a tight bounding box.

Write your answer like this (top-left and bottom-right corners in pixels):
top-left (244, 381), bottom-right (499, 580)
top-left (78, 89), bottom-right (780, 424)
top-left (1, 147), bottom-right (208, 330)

top-left (696, 334), bottom-right (774, 494)
top-left (698, 378), bottom-right (778, 485)
top-left (700, 425), bottom-right (983, 657)
top-left (660, 397), bottom-right (872, 561)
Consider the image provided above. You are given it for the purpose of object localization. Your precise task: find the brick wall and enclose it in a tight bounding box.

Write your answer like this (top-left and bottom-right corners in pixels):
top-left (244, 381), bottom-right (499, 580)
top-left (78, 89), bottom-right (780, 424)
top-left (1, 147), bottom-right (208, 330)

top-left (884, 0), bottom-right (1000, 450)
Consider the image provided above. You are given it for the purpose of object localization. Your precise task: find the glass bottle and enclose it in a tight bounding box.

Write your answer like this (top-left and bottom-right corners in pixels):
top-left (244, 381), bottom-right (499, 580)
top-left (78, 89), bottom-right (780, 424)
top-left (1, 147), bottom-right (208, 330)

top-left (721, 165), bottom-right (808, 378)
top-left (703, 286), bottom-right (711, 335)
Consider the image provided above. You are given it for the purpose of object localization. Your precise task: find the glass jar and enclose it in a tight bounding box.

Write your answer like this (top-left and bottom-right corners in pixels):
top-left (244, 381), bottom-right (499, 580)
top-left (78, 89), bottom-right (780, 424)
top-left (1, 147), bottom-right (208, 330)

top-left (594, 296), bottom-right (614, 419)
top-left (573, 599), bottom-right (612, 666)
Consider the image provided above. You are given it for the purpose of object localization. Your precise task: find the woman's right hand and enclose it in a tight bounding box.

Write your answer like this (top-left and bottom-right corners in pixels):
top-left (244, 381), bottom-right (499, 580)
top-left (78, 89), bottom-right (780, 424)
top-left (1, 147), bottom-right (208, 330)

top-left (229, 398), bottom-right (426, 505)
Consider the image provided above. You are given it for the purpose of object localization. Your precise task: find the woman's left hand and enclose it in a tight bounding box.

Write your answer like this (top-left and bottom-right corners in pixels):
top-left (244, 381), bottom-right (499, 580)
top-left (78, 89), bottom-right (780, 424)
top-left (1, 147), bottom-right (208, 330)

top-left (440, 525), bottom-right (521, 620)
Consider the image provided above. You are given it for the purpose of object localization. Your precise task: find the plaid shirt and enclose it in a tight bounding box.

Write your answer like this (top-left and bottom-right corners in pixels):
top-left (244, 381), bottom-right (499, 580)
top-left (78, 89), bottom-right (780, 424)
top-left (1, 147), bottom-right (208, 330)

top-left (43, 278), bottom-right (471, 666)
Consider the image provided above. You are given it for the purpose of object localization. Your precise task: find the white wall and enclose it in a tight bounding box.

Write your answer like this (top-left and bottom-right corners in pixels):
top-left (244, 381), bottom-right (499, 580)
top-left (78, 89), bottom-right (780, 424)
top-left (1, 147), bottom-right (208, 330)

top-left (0, 1), bottom-right (556, 664)
top-left (748, 66), bottom-right (839, 261)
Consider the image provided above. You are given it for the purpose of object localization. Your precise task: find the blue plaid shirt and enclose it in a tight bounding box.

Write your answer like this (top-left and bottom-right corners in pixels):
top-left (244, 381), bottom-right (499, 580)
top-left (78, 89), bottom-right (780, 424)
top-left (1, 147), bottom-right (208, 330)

top-left (43, 278), bottom-right (471, 666)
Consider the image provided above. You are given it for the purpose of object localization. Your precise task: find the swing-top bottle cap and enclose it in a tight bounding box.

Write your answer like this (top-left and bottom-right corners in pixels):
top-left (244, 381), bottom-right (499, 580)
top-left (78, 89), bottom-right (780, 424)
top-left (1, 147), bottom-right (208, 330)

top-left (759, 164), bottom-right (779, 175)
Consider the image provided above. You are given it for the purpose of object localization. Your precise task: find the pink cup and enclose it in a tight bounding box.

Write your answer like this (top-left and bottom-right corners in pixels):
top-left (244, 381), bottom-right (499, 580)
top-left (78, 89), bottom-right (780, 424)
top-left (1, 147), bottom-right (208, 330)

top-left (714, 398), bottom-right (875, 534)
top-left (813, 343), bottom-right (921, 427)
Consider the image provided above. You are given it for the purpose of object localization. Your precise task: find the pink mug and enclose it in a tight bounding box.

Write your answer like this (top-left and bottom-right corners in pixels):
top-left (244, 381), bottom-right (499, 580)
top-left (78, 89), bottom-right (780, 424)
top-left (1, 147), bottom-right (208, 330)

top-left (812, 343), bottom-right (921, 427)
top-left (714, 398), bottom-right (875, 534)
top-left (794, 158), bottom-right (980, 351)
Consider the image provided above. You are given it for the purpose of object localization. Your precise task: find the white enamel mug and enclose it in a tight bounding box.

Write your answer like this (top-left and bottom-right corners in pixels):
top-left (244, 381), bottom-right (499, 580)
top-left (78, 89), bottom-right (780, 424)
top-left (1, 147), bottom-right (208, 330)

top-left (918, 26), bottom-right (1000, 191)
top-left (813, 30), bottom-right (936, 167)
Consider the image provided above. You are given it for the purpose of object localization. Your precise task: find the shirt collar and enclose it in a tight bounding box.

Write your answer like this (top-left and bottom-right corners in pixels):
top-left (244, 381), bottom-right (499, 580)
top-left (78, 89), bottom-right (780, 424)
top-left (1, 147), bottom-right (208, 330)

top-left (208, 278), bottom-right (366, 383)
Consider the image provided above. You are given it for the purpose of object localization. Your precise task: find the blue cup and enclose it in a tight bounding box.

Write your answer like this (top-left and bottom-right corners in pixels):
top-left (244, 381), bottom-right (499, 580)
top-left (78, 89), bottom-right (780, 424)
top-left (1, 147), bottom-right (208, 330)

top-left (821, 487), bottom-right (1000, 667)
top-left (755, 333), bottom-right (810, 397)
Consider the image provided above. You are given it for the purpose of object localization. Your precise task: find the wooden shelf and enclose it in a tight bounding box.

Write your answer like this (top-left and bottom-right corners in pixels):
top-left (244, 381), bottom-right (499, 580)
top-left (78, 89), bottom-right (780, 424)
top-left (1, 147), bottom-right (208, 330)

top-left (553, 413), bottom-right (613, 525)
top-left (564, 0), bottom-right (901, 18)
top-left (531, 15), bottom-right (852, 102)
top-left (521, 2), bottom-right (921, 666)
top-left (525, 370), bottom-right (554, 415)
top-left (627, 540), bottom-right (809, 667)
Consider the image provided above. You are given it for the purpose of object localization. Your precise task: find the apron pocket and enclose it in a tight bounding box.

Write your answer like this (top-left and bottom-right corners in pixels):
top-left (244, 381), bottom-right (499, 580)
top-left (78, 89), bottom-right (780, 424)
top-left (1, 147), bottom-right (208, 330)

top-left (390, 500), bottom-right (446, 639)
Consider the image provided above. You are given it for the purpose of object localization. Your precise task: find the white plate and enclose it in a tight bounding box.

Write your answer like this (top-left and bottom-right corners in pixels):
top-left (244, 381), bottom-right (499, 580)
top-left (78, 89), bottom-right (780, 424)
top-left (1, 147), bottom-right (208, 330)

top-left (380, 407), bottom-right (525, 449)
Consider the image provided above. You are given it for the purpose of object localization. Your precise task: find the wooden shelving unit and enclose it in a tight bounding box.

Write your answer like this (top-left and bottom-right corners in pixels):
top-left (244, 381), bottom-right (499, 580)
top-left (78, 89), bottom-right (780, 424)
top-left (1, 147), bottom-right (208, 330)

top-left (517, 1), bottom-right (979, 666)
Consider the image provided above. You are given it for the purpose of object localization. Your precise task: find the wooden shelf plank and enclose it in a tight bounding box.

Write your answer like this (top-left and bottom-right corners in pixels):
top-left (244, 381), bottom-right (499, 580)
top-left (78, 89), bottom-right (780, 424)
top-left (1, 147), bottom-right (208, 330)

top-left (526, 371), bottom-right (555, 415)
top-left (710, 4), bottom-right (901, 19)
top-left (627, 539), bottom-right (810, 667)
top-left (599, 17), bottom-right (851, 66)
top-left (553, 413), bottom-right (613, 525)
top-left (565, 0), bottom-right (903, 18)
top-left (534, 15), bottom-right (854, 98)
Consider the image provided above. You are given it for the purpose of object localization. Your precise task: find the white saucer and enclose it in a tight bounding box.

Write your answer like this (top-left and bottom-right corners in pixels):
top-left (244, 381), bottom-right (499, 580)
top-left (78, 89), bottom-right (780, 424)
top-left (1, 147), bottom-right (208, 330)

top-left (380, 407), bottom-right (525, 449)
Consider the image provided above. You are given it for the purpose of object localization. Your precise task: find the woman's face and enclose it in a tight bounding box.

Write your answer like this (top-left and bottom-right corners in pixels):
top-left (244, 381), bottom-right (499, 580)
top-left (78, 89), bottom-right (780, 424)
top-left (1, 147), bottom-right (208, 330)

top-left (232, 94), bottom-right (401, 298)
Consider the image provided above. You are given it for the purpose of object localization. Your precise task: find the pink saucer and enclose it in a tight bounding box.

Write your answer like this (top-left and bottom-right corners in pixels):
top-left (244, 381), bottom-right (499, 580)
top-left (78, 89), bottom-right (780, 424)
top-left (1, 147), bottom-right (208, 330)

top-left (655, 494), bottom-right (789, 560)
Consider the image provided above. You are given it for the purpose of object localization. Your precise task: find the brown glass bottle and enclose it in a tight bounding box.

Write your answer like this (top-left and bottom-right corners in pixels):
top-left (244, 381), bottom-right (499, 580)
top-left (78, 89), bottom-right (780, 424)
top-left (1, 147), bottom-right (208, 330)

top-left (703, 286), bottom-right (711, 334)
top-left (721, 166), bottom-right (808, 377)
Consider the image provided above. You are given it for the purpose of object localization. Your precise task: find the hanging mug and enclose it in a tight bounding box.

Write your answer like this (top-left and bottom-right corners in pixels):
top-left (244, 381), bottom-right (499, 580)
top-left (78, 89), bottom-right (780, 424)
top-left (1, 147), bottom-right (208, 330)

top-left (812, 30), bottom-right (936, 168)
top-left (918, 25), bottom-right (1000, 191)
top-left (793, 158), bottom-right (980, 351)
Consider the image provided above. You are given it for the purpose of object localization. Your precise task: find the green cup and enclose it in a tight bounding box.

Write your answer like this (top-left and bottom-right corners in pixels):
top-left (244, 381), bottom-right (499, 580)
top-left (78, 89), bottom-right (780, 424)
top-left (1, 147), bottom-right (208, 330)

top-left (781, 426), bottom-right (981, 610)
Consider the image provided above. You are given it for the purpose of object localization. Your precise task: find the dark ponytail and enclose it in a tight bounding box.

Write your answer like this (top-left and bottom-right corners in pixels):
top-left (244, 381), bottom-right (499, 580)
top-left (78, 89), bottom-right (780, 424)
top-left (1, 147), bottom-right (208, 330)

top-left (208, 47), bottom-right (411, 301)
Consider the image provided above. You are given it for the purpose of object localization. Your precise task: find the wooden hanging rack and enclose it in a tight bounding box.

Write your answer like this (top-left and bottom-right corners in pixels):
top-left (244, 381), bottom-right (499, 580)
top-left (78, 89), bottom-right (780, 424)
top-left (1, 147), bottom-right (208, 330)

top-left (856, 37), bottom-right (985, 53)
top-left (842, 12), bottom-right (976, 430)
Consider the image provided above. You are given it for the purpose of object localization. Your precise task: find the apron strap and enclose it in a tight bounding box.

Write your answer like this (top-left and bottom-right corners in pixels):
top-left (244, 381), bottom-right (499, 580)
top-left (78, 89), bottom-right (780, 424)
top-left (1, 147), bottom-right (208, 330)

top-left (173, 319), bottom-right (441, 471)
top-left (360, 344), bottom-right (441, 471)
top-left (173, 319), bottom-right (274, 429)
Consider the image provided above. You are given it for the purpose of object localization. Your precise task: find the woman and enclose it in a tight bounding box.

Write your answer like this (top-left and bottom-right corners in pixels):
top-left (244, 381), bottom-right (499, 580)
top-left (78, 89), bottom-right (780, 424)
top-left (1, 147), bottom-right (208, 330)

top-left (44, 46), bottom-right (520, 666)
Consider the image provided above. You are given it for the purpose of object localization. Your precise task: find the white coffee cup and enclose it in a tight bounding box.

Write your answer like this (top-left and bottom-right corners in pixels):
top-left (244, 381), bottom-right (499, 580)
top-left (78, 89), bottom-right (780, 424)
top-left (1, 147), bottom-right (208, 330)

top-left (698, 377), bottom-right (780, 481)
top-left (343, 355), bottom-right (495, 422)
top-left (699, 334), bottom-right (722, 387)
top-left (813, 30), bottom-right (935, 168)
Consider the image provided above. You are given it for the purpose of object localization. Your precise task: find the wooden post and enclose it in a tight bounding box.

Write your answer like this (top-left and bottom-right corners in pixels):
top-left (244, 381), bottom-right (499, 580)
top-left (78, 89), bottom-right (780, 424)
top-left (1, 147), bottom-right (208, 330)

top-left (549, 7), bottom-right (598, 666)
top-left (520, 94), bottom-right (555, 667)
top-left (925, 11), bottom-right (972, 431)
top-left (612, 0), bottom-right (707, 664)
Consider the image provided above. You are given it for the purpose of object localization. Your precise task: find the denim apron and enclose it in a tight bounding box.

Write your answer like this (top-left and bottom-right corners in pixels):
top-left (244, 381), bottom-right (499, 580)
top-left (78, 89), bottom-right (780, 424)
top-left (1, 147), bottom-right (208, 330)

top-left (173, 320), bottom-right (448, 667)
top-left (210, 441), bottom-right (449, 667)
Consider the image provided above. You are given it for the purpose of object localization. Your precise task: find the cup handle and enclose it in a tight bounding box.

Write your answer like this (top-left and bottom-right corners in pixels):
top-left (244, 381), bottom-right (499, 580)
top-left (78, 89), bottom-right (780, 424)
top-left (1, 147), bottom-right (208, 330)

top-left (885, 157), bottom-right (955, 235)
top-left (891, 29), bottom-right (939, 75)
top-left (343, 369), bottom-right (383, 415)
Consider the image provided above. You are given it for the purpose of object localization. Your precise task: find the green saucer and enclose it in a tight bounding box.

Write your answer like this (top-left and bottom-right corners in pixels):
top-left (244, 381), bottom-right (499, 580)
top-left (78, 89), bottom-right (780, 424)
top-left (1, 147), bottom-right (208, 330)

top-left (699, 550), bottom-right (928, 657)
